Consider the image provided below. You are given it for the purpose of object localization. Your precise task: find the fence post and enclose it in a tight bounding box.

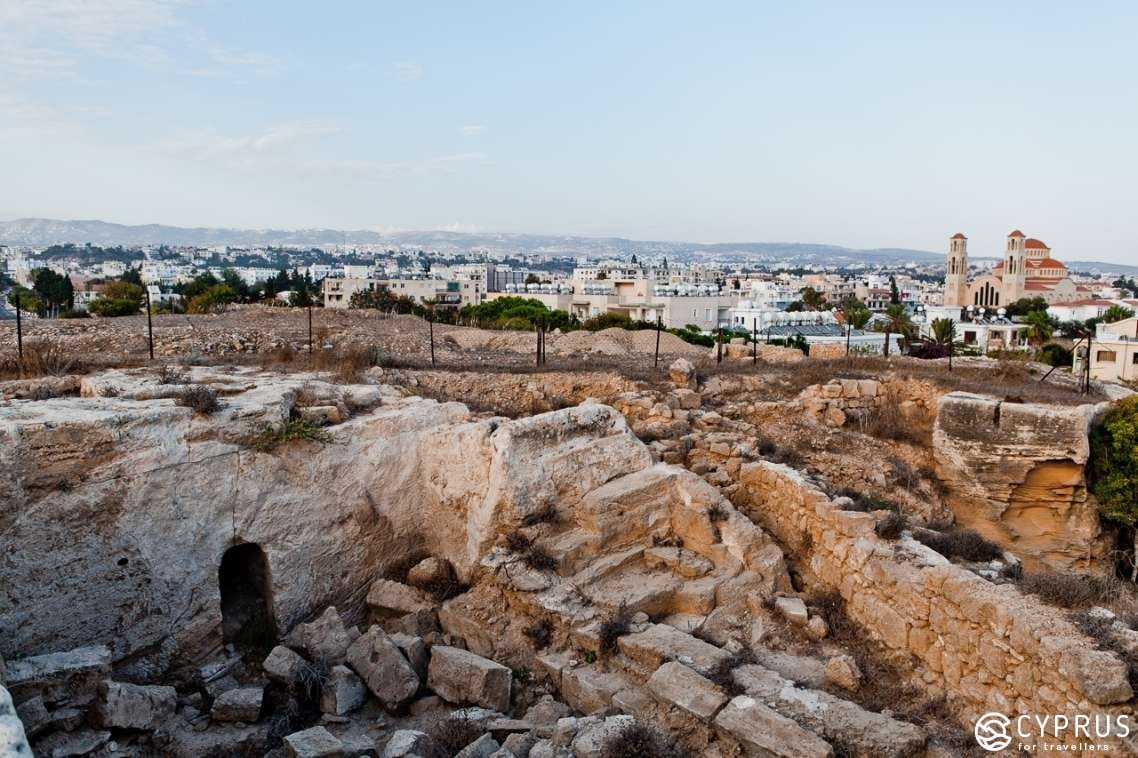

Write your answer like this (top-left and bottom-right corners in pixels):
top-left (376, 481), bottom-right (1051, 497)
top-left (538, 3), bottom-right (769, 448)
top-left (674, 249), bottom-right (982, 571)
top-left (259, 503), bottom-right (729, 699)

top-left (654, 316), bottom-right (662, 368)
top-left (307, 303), bottom-right (313, 355)
top-left (716, 328), bottom-right (723, 364)
top-left (429, 310), bottom-right (436, 366)
top-left (752, 317), bottom-right (757, 364)
top-left (536, 324), bottom-right (542, 368)
top-left (15, 287), bottom-right (23, 362)
top-left (145, 286), bottom-right (155, 361)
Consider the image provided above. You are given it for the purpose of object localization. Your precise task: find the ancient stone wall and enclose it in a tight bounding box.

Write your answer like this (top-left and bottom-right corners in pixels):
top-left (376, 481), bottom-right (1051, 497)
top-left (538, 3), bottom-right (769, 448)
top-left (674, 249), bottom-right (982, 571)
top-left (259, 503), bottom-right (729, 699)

top-left (933, 391), bottom-right (1111, 572)
top-left (735, 460), bottom-right (1135, 747)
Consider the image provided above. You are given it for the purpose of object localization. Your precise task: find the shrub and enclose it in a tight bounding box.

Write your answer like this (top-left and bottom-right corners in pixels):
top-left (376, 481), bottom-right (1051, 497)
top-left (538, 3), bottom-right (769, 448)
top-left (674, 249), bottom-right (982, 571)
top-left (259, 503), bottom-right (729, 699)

top-left (250, 419), bottom-right (333, 451)
top-left (28, 385), bottom-right (59, 400)
top-left (423, 717), bottom-right (485, 758)
top-left (582, 312), bottom-right (636, 331)
top-left (835, 488), bottom-right (898, 513)
top-left (88, 297), bottom-right (141, 317)
top-left (10, 340), bottom-right (76, 377)
top-left (875, 512), bottom-right (907, 540)
top-left (1019, 571), bottom-right (1113, 609)
top-left (1089, 397), bottom-right (1138, 573)
top-left (520, 502), bottom-right (560, 527)
top-left (58, 308), bottom-right (90, 319)
top-left (523, 619), bottom-right (554, 650)
top-left (914, 527), bottom-right (1003, 562)
top-left (503, 531), bottom-right (557, 571)
top-left (176, 385), bottom-right (221, 414)
top-left (157, 364), bottom-right (189, 384)
top-left (599, 722), bottom-right (681, 758)
top-left (598, 607), bottom-right (632, 656)
top-left (1040, 343), bottom-right (1073, 367)
top-left (707, 503), bottom-right (729, 522)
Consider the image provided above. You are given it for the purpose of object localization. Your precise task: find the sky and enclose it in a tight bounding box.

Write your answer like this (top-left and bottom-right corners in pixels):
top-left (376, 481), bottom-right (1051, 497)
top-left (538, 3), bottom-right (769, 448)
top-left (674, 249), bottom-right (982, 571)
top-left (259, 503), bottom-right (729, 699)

top-left (1, 1), bottom-right (1136, 263)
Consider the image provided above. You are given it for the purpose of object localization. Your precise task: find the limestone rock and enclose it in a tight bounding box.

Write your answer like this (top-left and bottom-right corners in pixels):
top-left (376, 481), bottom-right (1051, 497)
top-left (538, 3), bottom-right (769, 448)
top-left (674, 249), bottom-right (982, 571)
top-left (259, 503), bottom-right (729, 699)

top-left (264, 645), bottom-right (307, 684)
top-left (774, 597), bottom-right (809, 627)
top-left (319, 665), bottom-right (367, 716)
top-left (0, 685), bottom-right (32, 758)
top-left (389, 633), bottom-right (428, 679)
top-left (669, 359), bottom-right (696, 389)
top-left (1059, 647), bottom-right (1133, 705)
top-left (93, 680), bottom-right (177, 729)
top-left (382, 729), bottom-right (428, 758)
top-left (428, 646), bottom-right (511, 712)
top-left (824, 655), bottom-right (861, 691)
top-left (407, 557), bottom-right (455, 589)
top-left (570, 715), bottom-right (635, 758)
top-left (367, 579), bottom-right (436, 618)
top-left (647, 661), bottom-right (727, 721)
top-left (211, 686), bottom-right (264, 722)
top-left (345, 626), bottom-right (420, 711)
top-left (714, 695), bottom-right (833, 758)
top-left (285, 607), bottom-right (355, 664)
top-left (456, 733), bottom-right (501, 758)
top-left (3, 645), bottom-right (111, 707)
top-left (33, 728), bottom-right (111, 758)
top-left (284, 725), bottom-right (344, 758)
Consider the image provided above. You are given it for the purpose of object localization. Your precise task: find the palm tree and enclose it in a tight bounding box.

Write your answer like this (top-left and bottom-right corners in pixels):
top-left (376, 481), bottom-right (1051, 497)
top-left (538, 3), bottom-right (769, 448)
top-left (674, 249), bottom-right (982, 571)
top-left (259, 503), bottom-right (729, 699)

top-left (1018, 310), bottom-right (1055, 346)
top-left (1103, 305), bottom-right (1135, 324)
top-left (841, 300), bottom-right (872, 330)
top-left (880, 303), bottom-right (915, 357)
top-left (930, 317), bottom-right (957, 347)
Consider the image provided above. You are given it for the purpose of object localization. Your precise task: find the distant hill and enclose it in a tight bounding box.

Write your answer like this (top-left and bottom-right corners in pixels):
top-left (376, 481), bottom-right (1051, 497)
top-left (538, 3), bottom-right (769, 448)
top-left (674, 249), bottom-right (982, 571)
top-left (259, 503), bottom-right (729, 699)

top-left (2, 217), bottom-right (1135, 273)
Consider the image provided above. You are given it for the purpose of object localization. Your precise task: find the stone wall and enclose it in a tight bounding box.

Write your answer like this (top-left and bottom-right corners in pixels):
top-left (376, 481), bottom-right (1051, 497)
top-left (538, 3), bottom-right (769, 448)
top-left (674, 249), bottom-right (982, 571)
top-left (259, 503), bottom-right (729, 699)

top-left (735, 460), bottom-right (1135, 749)
top-left (933, 391), bottom-right (1112, 573)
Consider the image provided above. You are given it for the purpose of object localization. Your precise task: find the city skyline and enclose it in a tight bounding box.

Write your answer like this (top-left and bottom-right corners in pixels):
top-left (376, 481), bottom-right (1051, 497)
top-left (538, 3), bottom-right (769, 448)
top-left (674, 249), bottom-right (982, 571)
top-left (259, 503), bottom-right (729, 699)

top-left (2, 1), bottom-right (1137, 263)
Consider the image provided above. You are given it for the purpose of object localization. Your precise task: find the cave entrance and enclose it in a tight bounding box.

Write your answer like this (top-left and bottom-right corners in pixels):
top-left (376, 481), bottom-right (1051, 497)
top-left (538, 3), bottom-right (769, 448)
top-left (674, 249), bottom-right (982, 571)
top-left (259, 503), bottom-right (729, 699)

top-left (218, 543), bottom-right (277, 650)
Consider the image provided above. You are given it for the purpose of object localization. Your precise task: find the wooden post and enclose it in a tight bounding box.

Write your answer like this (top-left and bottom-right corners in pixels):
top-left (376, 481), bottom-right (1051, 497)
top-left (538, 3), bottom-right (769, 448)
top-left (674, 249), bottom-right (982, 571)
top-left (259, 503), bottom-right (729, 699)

top-left (1084, 335), bottom-right (1092, 393)
top-left (752, 318), bottom-right (757, 364)
top-left (536, 323), bottom-right (542, 368)
top-left (716, 328), bottom-right (723, 364)
top-left (654, 316), bottom-right (662, 368)
top-left (307, 302), bottom-right (313, 355)
top-left (845, 321), bottom-right (852, 357)
top-left (429, 310), bottom-right (436, 366)
top-left (145, 286), bottom-right (155, 360)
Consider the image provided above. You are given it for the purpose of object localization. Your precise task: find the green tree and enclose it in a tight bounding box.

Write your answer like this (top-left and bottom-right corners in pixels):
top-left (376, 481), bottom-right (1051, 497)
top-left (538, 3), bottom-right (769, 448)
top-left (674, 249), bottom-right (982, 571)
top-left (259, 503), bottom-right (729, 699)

top-left (840, 298), bottom-right (871, 330)
top-left (889, 275), bottom-right (900, 305)
top-left (7, 285), bottom-right (44, 315)
top-left (88, 298), bottom-right (141, 317)
top-left (1004, 297), bottom-right (1050, 318)
top-left (1089, 397), bottom-right (1138, 579)
top-left (1103, 305), bottom-right (1135, 324)
top-left (102, 280), bottom-right (145, 304)
top-left (878, 303), bottom-right (915, 357)
top-left (1018, 310), bottom-right (1056, 346)
top-left (187, 284), bottom-right (237, 314)
top-left (31, 268), bottom-right (74, 315)
top-left (798, 287), bottom-right (828, 311)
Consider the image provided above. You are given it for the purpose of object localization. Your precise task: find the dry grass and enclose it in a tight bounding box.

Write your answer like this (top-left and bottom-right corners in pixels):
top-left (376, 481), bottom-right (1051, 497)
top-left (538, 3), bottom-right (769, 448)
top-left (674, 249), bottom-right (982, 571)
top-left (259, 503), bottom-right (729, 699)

top-left (422, 717), bottom-right (485, 758)
top-left (504, 531), bottom-right (558, 571)
top-left (523, 618), bottom-right (554, 650)
top-left (599, 722), bottom-right (682, 758)
top-left (176, 385), bottom-right (221, 414)
top-left (598, 606), bottom-right (633, 656)
top-left (875, 512), bottom-right (907, 540)
top-left (0, 340), bottom-right (77, 379)
top-left (913, 526), bottom-right (1003, 562)
top-left (706, 649), bottom-right (756, 696)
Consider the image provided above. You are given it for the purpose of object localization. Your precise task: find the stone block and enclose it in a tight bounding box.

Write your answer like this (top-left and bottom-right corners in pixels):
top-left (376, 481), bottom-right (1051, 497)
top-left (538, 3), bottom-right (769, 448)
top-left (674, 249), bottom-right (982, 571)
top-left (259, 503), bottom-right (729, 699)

top-left (647, 661), bottom-right (727, 721)
top-left (319, 665), bottom-right (367, 716)
top-left (285, 725), bottom-right (344, 757)
top-left (345, 625), bottom-right (420, 711)
top-left (264, 645), bottom-right (307, 684)
top-left (211, 686), bottom-right (264, 722)
top-left (714, 695), bottom-right (832, 758)
top-left (428, 646), bottom-right (511, 712)
top-left (284, 607), bottom-right (354, 664)
top-left (4, 645), bottom-right (111, 707)
top-left (93, 680), bottom-right (177, 730)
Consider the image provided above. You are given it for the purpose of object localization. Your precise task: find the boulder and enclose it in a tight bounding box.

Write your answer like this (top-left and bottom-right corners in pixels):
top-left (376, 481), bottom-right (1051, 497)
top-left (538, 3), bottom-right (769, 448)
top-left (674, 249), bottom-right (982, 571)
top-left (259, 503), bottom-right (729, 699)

top-left (428, 646), bottom-right (511, 712)
top-left (714, 695), bottom-right (833, 757)
top-left (382, 729), bottom-right (428, 757)
top-left (32, 728), bottom-right (111, 758)
top-left (669, 359), bottom-right (696, 389)
top-left (320, 665), bottom-right (367, 716)
top-left (3, 645), bottom-right (111, 707)
top-left (367, 580), bottom-right (436, 621)
top-left (284, 607), bottom-right (355, 664)
top-left (824, 655), bottom-right (861, 691)
top-left (0, 684), bottom-right (32, 758)
top-left (774, 597), bottom-right (809, 627)
top-left (345, 625), bottom-right (420, 710)
top-left (1059, 647), bottom-right (1134, 705)
top-left (389, 633), bottom-right (428, 679)
top-left (647, 661), bottom-right (727, 721)
top-left (284, 725), bottom-right (344, 758)
top-left (211, 687), bottom-right (264, 722)
top-left (264, 645), bottom-right (308, 685)
top-left (407, 557), bottom-right (455, 589)
top-left (93, 680), bottom-right (177, 729)
top-left (456, 733), bottom-right (501, 758)
top-left (569, 715), bottom-right (635, 758)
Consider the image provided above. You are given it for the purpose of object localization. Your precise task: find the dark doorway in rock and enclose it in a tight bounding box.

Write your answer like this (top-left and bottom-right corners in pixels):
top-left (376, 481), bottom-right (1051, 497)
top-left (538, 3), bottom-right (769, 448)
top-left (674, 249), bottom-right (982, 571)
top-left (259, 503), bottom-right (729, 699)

top-left (218, 543), bottom-right (277, 651)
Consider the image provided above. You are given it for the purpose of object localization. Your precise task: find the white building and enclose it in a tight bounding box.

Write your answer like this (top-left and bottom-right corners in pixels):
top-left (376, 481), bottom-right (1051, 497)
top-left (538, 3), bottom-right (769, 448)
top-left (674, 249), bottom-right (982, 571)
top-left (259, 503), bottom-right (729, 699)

top-left (1089, 316), bottom-right (1138, 383)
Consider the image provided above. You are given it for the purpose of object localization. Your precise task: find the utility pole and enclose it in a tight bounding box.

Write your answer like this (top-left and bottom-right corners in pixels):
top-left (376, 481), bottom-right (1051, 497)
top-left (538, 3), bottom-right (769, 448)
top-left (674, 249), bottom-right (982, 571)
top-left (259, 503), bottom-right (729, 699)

top-left (145, 286), bottom-right (155, 360)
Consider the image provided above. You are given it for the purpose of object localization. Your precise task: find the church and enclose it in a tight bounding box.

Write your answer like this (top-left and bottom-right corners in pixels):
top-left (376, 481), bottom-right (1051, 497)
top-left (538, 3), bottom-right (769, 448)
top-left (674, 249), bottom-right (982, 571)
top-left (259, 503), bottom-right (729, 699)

top-left (943, 230), bottom-right (1083, 308)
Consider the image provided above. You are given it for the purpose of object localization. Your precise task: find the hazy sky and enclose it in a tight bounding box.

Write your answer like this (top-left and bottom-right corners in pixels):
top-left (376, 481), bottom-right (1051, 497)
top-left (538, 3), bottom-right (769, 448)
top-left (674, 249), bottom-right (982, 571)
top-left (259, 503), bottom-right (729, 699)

top-left (2, 1), bottom-right (1136, 262)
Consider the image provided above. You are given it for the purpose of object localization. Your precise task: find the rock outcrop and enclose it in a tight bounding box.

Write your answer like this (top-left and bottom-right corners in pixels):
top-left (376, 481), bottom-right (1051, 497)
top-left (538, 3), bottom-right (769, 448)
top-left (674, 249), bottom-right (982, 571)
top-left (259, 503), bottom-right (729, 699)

top-left (934, 391), bottom-right (1112, 572)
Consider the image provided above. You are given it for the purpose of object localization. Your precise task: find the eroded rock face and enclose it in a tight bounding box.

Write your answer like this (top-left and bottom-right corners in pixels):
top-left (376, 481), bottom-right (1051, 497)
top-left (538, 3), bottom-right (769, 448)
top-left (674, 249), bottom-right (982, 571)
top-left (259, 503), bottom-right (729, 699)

top-left (933, 391), bottom-right (1111, 572)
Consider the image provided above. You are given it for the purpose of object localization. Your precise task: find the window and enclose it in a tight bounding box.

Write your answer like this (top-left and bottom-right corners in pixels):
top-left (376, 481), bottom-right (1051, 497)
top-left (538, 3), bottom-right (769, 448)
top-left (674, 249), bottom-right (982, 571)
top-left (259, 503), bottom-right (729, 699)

top-left (964, 331), bottom-right (976, 344)
top-left (1097, 350), bottom-right (1117, 362)
top-left (1133, 354), bottom-right (1138, 365)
